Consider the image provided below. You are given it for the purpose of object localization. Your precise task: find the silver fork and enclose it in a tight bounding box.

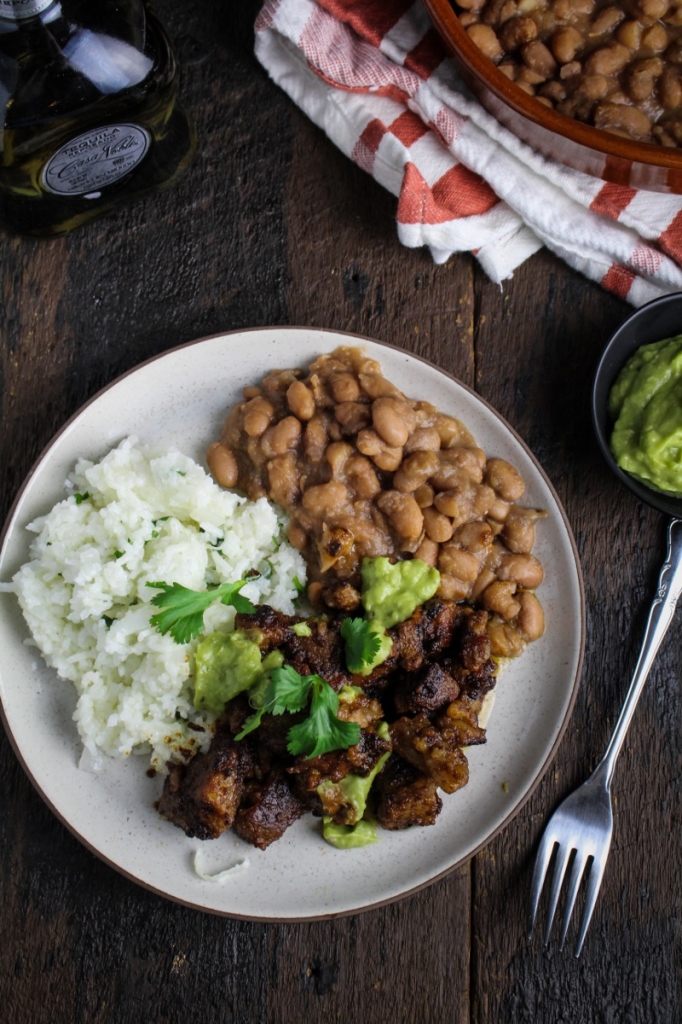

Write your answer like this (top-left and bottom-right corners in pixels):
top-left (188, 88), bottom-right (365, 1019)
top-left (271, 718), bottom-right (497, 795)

top-left (528, 517), bottom-right (682, 957)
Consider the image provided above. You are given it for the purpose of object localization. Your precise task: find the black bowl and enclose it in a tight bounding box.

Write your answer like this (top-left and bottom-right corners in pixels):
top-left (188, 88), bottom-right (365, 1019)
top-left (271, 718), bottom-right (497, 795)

top-left (592, 293), bottom-right (682, 518)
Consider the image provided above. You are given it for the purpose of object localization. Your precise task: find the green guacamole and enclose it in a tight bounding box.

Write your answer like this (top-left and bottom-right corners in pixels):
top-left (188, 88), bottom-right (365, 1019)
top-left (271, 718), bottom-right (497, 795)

top-left (361, 556), bottom-right (440, 629)
top-left (193, 632), bottom-right (283, 713)
top-left (610, 335), bottom-right (682, 494)
top-left (320, 722), bottom-right (391, 849)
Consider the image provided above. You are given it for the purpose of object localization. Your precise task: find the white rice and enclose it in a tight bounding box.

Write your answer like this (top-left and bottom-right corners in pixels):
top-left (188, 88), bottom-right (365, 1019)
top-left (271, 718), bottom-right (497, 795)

top-left (9, 436), bottom-right (307, 771)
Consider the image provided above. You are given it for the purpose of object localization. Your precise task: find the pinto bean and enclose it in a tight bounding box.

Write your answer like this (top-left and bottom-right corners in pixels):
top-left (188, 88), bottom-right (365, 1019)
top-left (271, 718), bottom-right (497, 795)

top-left (438, 544), bottom-right (481, 582)
top-left (302, 481), bottom-right (349, 516)
top-left (442, 446), bottom-right (487, 482)
top-left (304, 414), bottom-right (328, 464)
top-left (267, 453), bottom-right (300, 508)
top-left (358, 372), bottom-right (404, 399)
top-left (482, 580), bottom-right (521, 619)
top-left (589, 6), bottom-right (624, 34)
top-left (488, 621), bottom-right (525, 658)
top-left (467, 22), bottom-right (504, 60)
top-left (496, 552), bottom-right (544, 587)
top-left (414, 537), bottom-right (440, 566)
top-left (376, 491), bottom-right (424, 542)
top-left (437, 574), bottom-right (473, 601)
top-left (206, 441), bottom-right (238, 488)
top-left (485, 458), bottom-right (526, 501)
top-left (660, 65), bottom-right (682, 107)
top-left (393, 450), bottom-right (440, 492)
top-left (642, 23), bottom-right (668, 48)
top-left (243, 396), bottom-right (275, 437)
top-left (403, 427), bottom-right (442, 454)
top-left (335, 401), bottom-right (371, 435)
top-left (626, 58), bottom-right (663, 101)
top-left (433, 488), bottom-right (475, 524)
top-left (414, 484), bottom-right (435, 508)
top-left (594, 102), bottom-right (652, 139)
top-left (501, 506), bottom-right (546, 553)
top-left (616, 20), bottom-right (642, 48)
top-left (423, 506), bottom-right (455, 543)
top-left (551, 26), bottom-right (583, 63)
top-left (585, 43), bottom-right (632, 76)
top-left (357, 429), bottom-right (404, 472)
top-left (288, 521), bottom-right (308, 550)
top-left (286, 380), bottom-right (315, 421)
top-left (434, 413), bottom-right (473, 447)
top-left (521, 39), bottom-right (557, 76)
top-left (499, 15), bottom-right (538, 50)
top-left (471, 568), bottom-right (497, 601)
top-left (346, 455), bottom-right (381, 499)
top-left (330, 373), bottom-right (360, 404)
top-left (453, 520), bottom-right (494, 553)
top-left (326, 441), bottom-right (354, 478)
top-left (516, 591), bottom-right (545, 640)
top-left (372, 397), bottom-right (415, 447)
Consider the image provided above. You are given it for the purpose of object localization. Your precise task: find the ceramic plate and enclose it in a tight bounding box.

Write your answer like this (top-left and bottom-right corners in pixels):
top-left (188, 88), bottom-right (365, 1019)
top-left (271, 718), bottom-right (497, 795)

top-left (0, 327), bottom-right (584, 920)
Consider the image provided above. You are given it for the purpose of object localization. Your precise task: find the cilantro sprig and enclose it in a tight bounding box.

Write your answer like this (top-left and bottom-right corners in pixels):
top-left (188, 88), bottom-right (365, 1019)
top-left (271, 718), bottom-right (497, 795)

top-left (340, 617), bottom-right (382, 673)
top-left (236, 664), bottom-right (361, 759)
top-left (147, 579), bottom-right (256, 644)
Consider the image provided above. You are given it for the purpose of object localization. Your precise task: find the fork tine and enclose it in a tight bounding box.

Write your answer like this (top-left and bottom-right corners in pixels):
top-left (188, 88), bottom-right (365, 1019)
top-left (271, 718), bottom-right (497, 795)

top-left (574, 855), bottom-right (607, 957)
top-left (558, 850), bottom-right (590, 951)
top-left (527, 831), bottom-right (557, 939)
top-left (543, 842), bottom-right (574, 945)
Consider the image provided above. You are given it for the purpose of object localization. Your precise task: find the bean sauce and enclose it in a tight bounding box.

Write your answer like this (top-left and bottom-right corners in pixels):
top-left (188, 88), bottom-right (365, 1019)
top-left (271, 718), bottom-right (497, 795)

top-left (207, 347), bottom-right (547, 658)
top-left (454, 0), bottom-right (682, 145)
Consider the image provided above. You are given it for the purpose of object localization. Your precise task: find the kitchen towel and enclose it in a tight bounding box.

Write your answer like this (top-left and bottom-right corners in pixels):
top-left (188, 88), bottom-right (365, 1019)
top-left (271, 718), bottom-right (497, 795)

top-left (255, 0), bottom-right (682, 304)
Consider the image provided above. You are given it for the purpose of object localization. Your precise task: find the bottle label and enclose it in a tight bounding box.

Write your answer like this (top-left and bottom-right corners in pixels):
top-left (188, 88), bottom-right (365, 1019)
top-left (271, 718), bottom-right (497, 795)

top-left (42, 124), bottom-right (151, 196)
top-left (0, 0), bottom-right (54, 19)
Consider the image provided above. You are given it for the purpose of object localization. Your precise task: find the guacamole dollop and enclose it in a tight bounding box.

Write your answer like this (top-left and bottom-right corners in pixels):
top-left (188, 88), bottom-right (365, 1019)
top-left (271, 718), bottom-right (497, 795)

top-left (361, 556), bottom-right (440, 629)
top-left (609, 335), bottom-right (682, 494)
top-left (194, 630), bottom-right (262, 712)
top-left (193, 632), bottom-right (283, 713)
top-left (320, 721), bottom-right (391, 849)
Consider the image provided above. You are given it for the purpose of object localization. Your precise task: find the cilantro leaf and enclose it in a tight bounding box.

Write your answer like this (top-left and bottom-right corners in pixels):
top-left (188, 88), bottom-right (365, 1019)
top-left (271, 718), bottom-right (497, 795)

top-left (293, 575), bottom-right (305, 594)
top-left (235, 706), bottom-right (265, 740)
top-left (267, 665), bottom-right (314, 715)
top-left (287, 677), bottom-right (361, 759)
top-left (340, 617), bottom-right (382, 673)
top-left (147, 579), bottom-right (256, 644)
top-left (74, 491), bottom-right (90, 505)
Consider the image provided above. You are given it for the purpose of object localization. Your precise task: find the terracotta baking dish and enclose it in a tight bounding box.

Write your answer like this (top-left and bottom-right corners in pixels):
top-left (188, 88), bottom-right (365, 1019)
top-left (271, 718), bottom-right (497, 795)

top-left (423, 0), bottom-right (682, 192)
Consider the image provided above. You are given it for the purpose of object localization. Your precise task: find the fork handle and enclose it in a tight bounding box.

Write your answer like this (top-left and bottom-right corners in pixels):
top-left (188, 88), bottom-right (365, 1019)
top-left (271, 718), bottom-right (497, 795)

top-left (594, 517), bottom-right (682, 790)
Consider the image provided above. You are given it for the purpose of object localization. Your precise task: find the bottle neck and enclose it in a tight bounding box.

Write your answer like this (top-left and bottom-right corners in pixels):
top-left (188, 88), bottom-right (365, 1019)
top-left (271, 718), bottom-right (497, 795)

top-left (0, 0), bottom-right (57, 21)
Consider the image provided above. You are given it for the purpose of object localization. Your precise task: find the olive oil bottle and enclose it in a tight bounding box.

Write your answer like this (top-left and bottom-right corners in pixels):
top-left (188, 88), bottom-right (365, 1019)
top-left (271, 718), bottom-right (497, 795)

top-left (0, 0), bottom-right (195, 235)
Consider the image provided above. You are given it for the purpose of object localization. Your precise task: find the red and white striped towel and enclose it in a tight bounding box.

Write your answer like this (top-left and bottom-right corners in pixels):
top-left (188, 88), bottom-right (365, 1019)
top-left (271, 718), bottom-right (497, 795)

top-left (255, 0), bottom-right (682, 305)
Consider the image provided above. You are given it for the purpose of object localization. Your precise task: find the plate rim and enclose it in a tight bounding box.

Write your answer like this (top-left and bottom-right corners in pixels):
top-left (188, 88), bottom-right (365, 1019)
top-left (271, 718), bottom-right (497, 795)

top-left (0, 325), bottom-right (586, 921)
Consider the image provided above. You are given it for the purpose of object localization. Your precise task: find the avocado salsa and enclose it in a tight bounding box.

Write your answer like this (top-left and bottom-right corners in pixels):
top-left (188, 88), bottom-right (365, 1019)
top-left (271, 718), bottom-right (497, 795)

top-left (609, 335), bottom-right (682, 495)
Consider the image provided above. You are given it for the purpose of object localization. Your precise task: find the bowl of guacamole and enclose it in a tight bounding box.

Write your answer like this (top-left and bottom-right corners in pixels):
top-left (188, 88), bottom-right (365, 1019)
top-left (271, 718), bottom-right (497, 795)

top-left (592, 293), bottom-right (682, 518)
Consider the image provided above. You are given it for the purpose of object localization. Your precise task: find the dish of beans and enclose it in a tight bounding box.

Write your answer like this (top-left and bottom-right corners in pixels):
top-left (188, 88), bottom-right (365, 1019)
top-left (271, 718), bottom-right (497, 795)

top-left (207, 347), bottom-right (546, 659)
top-left (453, 0), bottom-right (682, 145)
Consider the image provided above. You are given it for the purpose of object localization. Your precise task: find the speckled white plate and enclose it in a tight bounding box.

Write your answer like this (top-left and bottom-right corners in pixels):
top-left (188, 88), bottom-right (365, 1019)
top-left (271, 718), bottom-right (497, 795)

top-left (0, 327), bottom-right (584, 920)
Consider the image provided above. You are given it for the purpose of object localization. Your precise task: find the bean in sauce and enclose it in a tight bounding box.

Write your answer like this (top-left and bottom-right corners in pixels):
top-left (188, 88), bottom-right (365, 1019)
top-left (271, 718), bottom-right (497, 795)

top-left (207, 347), bottom-right (547, 658)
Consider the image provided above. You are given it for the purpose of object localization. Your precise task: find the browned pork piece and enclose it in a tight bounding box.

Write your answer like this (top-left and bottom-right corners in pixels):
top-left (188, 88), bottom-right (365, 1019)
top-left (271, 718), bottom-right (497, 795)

top-left (234, 768), bottom-right (309, 850)
top-left (287, 689), bottom-right (391, 823)
top-left (236, 607), bottom-right (352, 692)
top-left (157, 726), bottom-right (254, 840)
top-left (159, 593), bottom-right (500, 846)
top-left (373, 756), bottom-right (442, 830)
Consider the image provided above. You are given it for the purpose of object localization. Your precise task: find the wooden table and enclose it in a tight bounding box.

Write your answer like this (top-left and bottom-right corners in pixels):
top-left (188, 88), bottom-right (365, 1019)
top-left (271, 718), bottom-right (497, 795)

top-left (1, 2), bottom-right (678, 1021)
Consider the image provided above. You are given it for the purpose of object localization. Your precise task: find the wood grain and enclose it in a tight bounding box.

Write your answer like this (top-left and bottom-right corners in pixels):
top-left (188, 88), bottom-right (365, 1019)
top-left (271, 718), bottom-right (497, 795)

top-left (1, 2), bottom-right (680, 1022)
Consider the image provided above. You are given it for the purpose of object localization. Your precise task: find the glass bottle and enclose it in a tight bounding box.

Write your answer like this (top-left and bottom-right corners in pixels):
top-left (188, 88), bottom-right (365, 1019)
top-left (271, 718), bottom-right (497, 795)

top-left (0, 0), bottom-right (195, 236)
